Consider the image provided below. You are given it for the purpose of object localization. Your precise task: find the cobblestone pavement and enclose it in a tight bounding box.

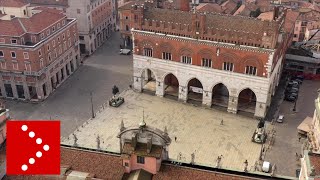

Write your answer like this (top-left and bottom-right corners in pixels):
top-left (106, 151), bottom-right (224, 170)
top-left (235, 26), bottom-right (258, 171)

top-left (264, 80), bottom-right (320, 177)
top-left (62, 89), bottom-right (268, 172)
top-left (5, 32), bottom-right (133, 137)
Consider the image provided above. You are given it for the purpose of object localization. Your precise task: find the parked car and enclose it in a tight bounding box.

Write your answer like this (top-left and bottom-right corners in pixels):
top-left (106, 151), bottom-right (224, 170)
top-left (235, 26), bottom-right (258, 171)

top-left (292, 78), bottom-right (303, 84)
top-left (286, 89), bottom-right (299, 94)
top-left (285, 94), bottom-right (296, 102)
top-left (277, 115), bottom-right (284, 123)
top-left (119, 49), bottom-right (131, 55)
top-left (288, 92), bottom-right (298, 97)
top-left (287, 86), bottom-right (299, 92)
top-left (287, 84), bottom-right (299, 90)
top-left (288, 81), bottom-right (299, 86)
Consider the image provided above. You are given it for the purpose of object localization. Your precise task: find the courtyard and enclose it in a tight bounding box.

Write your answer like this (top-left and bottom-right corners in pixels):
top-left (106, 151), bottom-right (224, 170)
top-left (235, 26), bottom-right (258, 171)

top-left (62, 89), bottom-right (265, 172)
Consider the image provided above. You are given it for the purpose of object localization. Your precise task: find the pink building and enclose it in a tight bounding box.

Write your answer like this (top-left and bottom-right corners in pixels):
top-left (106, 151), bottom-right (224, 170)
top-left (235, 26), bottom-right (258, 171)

top-left (118, 120), bottom-right (171, 174)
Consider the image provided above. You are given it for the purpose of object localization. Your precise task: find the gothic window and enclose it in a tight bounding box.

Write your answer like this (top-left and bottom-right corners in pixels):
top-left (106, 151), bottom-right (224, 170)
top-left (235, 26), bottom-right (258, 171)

top-left (162, 52), bottom-right (172, 60)
top-left (181, 56), bottom-right (192, 64)
top-left (223, 62), bottom-right (234, 71)
top-left (202, 58), bottom-right (212, 68)
top-left (245, 66), bottom-right (257, 75)
top-left (143, 48), bottom-right (153, 57)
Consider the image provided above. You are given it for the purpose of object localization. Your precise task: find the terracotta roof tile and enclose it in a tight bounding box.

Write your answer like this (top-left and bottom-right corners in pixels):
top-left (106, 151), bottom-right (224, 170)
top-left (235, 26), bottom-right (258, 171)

top-left (19, 8), bottom-right (65, 33)
top-left (0, 0), bottom-right (28, 7)
top-left (0, 18), bottom-right (25, 36)
top-left (283, 10), bottom-right (299, 33)
top-left (309, 153), bottom-right (320, 176)
top-left (60, 147), bottom-right (125, 179)
top-left (0, 7), bottom-right (65, 36)
top-left (153, 164), bottom-right (257, 180)
top-left (196, 3), bottom-right (225, 14)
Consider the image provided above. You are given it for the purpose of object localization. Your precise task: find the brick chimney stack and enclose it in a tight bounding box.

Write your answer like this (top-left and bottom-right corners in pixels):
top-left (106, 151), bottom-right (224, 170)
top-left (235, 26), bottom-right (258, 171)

top-left (179, 0), bottom-right (190, 12)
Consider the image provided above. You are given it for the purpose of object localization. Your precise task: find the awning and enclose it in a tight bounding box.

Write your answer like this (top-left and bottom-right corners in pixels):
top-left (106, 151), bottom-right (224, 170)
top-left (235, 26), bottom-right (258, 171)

top-left (297, 116), bottom-right (313, 134)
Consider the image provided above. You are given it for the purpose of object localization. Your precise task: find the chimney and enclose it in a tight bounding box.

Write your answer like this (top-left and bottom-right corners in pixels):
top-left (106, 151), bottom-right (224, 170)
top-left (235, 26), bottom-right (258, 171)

top-left (132, 133), bottom-right (137, 150)
top-left (147, 136), bottom-right (152, 154)
top-left (179, 0), bottom-right (190, 12)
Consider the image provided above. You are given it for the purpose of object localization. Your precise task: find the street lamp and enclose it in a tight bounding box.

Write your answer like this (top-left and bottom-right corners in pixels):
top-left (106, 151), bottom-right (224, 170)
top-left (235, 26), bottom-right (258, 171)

top-left (293, 94), bottom-right (298, 112)
top-left (90, 92), bottom-right (95, 118)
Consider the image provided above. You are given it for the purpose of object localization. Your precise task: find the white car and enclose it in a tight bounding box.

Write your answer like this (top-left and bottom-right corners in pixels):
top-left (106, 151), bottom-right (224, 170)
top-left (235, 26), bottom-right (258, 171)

top-left (277, 115), bottom-right (284, 123)
top-left (119, 49), bottom-right (131, 55)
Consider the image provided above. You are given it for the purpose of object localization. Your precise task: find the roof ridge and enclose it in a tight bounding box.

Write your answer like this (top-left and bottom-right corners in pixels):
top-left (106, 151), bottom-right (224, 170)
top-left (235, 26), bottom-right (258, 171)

top-left (17, 18), bottom-right (27, 33)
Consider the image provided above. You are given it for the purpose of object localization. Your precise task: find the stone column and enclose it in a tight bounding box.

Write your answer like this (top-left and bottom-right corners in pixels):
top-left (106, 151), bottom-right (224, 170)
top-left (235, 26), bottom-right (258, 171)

top-left (46, 78), bottom-right (52, 97)
top-left (202, 90), bottom-right (212, 107)
top-left (227, 95), bottom-right (238, 114)
top-left (10, 79), bottom-right (18, 99)
top-left (67, 63), bottom-right (72, 75)
top-left (0, 76), bottom-right (6, 98)
top-left (56, 71), bottom-right (61, 84)
top-left (178, 85), bottom-right (188, 102)
top-left (133, 76), bottom-right (142, 92)
top-left (254, 102), bottom-right (267, 118)
top-left (36, 84), bottom-right (44, 100)
top-left (22, 77), bottom-right (30, 100)
top-left (156, 81), bottom-right (164, 97)
top-left (72, 58), bottom-right (78, 71)
top-left (63, 65), bottom-right (67, 80)
top-left (52, 74), bottom-right (57, 89)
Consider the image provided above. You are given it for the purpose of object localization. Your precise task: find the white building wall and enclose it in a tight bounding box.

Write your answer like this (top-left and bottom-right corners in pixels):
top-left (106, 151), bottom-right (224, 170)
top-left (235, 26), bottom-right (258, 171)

top-left (0, 5), bottom-right (29, 18)
top-left (133, 55), bottom-right (271, 118)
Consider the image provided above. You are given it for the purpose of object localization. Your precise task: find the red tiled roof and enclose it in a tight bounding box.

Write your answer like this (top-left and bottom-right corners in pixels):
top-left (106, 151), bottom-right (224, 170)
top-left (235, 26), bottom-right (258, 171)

top-left (0, 0), bottom-right (28, 7)
top-left (196, 3), bottom-right (225, 14)
top-left (309, 153), bottom-right (320, 176)
top-left (283, 10), bottom-right (299, 33)
top-left (298, 9), bottom-right (320, 21)
top-left (0, 7), bottom-right (65, 36)
top-left (60, 147), bottom-right (125, 179)
top-left (0, 18), bottom-right (25, 36)
top-left (19, 8), bottom-right (64, 33)
top-left (153, 164), bottom-right (258, 180)
top-left (6, 147), bottom-right (125, 180)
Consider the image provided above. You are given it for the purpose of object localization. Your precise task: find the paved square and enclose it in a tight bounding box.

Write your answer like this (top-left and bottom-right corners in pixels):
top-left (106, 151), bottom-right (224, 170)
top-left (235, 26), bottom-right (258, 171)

top-left (62, 89), bottom-right (266, 171)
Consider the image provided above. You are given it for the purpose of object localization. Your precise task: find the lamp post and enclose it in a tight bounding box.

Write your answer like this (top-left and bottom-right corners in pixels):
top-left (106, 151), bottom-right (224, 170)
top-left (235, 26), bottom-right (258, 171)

top-left (293, 94), bottom-right (298, 112)
top-left (90, 92), bottom-right (95, 118)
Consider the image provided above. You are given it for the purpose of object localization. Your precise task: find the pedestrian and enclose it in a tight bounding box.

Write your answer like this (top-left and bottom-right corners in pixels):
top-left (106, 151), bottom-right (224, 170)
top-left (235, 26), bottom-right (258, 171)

top-left (299, 136), bottom-right (301, 142)
top-left (175, 136), bottom-right (177, 142)
top-left (220, 119), bottom-right (223, 125)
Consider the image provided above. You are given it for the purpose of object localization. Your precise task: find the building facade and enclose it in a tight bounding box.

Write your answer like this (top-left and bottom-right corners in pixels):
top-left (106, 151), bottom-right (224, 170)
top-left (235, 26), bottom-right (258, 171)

top-left (119, 4), bottom-right (294, 118)
top-left (28, 0), bottom-right (116, 56)
top-left (0, 4), bottom-right (80, 101)
top-left (67, 0), bottom-right (114, 55)
top-left (293, 9), bottom-right (320, 42)
top-left (299, 91), bottom-right (320, 180)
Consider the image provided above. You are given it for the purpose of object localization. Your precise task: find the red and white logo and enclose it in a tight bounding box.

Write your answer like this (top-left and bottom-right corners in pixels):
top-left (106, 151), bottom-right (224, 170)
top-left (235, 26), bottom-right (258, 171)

top-left (6, 120), bottom-right (60, 175)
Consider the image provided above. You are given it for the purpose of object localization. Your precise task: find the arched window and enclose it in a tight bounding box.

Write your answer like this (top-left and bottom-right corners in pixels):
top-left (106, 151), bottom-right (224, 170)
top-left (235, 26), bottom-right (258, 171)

top-left (223, 62), bottom-right (234, 71)
top-left (245, 66), bottom-right (257, 75)
top-left (143, 48), bottom-right (153, 57)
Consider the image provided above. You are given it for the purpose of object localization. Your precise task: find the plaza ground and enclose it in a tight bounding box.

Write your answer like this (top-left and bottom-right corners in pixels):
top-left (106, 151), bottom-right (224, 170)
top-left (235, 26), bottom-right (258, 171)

top-left (62, 89), bottom-right (266, 172)
top-left (5, 32), bottom-right (133, 137)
